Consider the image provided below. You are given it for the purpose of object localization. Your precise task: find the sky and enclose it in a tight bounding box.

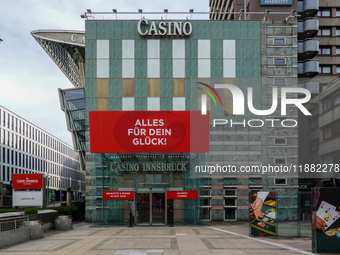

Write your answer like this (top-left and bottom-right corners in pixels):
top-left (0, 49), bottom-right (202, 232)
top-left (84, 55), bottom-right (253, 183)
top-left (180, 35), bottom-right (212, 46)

top-left (0, 0), bottom-right (209, 146)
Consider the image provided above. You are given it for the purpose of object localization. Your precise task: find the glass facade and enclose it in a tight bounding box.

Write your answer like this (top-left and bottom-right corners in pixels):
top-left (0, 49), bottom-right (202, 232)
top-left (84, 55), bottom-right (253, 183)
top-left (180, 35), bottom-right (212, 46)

top-left (84, 20), bottom-right (299, 225)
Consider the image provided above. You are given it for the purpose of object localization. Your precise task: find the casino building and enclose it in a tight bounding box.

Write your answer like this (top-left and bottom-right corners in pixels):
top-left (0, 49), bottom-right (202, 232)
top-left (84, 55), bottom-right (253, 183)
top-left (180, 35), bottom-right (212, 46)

top-left (33, 11), bottom-right (302, 226)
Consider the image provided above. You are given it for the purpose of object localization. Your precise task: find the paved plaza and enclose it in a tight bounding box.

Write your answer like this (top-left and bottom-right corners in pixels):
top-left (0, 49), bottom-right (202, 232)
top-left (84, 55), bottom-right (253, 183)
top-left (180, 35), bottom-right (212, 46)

top-left (0, 222), bottom-right (319, 255)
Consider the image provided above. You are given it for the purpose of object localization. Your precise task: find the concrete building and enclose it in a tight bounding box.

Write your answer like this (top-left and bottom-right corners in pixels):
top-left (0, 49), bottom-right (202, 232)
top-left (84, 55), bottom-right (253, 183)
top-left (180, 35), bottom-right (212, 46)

top-left (0, 105), bottom-right (85, 206)
top-left (314, 0), bottom-right (340, 89)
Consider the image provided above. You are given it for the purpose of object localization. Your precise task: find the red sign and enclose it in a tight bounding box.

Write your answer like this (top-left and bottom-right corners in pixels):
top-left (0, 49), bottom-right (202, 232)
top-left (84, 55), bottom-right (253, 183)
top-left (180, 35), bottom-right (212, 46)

top-left (12, 174), bottom-right (43, 189)
top-left (89, 111), bottom-right (209, 153)
top-left (167, 191), bottom-right (198, 199)
top-left (103, 191), bottom-right (135, 200)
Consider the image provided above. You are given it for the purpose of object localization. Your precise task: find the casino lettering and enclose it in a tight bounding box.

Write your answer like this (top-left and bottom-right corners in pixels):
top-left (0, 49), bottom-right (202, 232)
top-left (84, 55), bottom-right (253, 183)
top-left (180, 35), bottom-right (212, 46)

top-left (110, 162), bottom-right (188, 172)
top-left (137, 19), bottom-right (192, 36)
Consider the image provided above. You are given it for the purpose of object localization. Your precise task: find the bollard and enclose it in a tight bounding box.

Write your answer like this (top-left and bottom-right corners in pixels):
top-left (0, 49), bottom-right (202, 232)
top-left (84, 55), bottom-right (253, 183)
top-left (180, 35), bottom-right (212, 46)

top-left (170, 209), bottom-right (174, 227)
top-left (129, 210), bottom-right (133, 227)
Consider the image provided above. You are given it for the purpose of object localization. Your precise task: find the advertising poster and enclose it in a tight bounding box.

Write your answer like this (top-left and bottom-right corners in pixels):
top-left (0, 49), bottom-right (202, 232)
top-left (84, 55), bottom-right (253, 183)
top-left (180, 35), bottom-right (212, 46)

top-left (312, 188), bottom-right (340, 253)
top-left (250, 191), bottom-right (277, 237)
top-left (12, 191), bottom-right (43, 207)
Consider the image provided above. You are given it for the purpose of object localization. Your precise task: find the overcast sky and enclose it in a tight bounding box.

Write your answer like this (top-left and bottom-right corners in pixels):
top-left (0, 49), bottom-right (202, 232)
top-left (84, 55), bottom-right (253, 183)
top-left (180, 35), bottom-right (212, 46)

top-left (0, 0), bottom-right (209, 146)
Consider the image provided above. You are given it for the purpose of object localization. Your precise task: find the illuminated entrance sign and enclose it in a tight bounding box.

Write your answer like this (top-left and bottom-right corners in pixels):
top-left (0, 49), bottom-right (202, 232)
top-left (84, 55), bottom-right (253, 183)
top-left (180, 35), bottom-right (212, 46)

top-left (167, 191), bottom-right (198, 199)
top-left (103, 191), bottom-right (134, 200)
top-left (89, 111), bottom-right (209, 153)
top-left (137, 19), bottom-right (192, 36)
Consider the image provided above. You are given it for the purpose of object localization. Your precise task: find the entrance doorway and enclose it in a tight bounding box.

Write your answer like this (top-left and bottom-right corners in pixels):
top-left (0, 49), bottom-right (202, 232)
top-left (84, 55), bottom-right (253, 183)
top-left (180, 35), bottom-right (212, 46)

top-left (136, 192), bottom-right (166, 225)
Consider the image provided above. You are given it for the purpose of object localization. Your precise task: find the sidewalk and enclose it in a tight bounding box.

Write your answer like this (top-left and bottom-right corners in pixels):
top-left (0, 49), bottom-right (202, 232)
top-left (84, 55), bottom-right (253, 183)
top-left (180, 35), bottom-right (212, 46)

top-left (0, 222), bottom-right (318, 255)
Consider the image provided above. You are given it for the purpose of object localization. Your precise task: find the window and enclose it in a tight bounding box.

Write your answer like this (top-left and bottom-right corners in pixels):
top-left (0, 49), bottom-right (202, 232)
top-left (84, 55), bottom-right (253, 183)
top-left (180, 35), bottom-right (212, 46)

top-left (274, 58), bottom-right (285, 64)
top-left (334, 94), bottom-right (340, 106)
top-left (324, 97), bottom-right (332, 111)
top-left (319, 66), bottom-right (331, 74)
top-left (336, 47), bottom-right (340, 55)
top-left (310, 118), bottom-right (318, 129)
top-left (274, 138), bottom-right (286, 145)
top-left (337, 9), bottom-right (340, 16)
top-left (337, 66), bottom-right (340, 74)
top-left (274, 78), bottom-right (285, 84)
top-left (319, 47), bottom-right (331, 55)
top-left (310, 139), bottom-right (318, 152)
top-left (318, 27), bottom-right (331, 36)
top-left (318, 8), bottom-right (331, 17)
top-left (324, 126), bottom-right (332, 139)
top-left (274, 178), bottom-right (287, 185)
top-left (337, 28), bottom-right (340, 36)
top-left (274, 158), bottom-right (286, 165)
top-left (274, 38), bottom-right (285, 45)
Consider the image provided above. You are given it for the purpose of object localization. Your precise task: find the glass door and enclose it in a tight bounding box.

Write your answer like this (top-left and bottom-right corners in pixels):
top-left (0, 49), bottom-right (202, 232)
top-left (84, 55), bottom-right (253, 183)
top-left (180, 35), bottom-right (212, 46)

top-left (152, 193), bottom-right (165, 225)
top-left (136, 193), bottom-right (150, 225)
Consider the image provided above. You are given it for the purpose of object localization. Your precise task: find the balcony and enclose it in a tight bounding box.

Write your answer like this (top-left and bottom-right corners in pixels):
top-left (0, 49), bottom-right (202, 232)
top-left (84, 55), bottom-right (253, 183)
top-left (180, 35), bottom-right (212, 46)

top-left (298, 39), bottom-right (319, 61)
top-left (298, 60), bottom-right (319, 78)
top-left (298, 0), bottom-right (319, 19)
top-left (298, 18), bottom-right (319, 40)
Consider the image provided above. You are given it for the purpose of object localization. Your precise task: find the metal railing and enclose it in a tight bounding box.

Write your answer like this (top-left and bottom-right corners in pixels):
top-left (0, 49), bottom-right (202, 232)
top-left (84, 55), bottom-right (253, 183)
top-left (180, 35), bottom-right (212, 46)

top-left (0, 216), bottom-right (29, 233)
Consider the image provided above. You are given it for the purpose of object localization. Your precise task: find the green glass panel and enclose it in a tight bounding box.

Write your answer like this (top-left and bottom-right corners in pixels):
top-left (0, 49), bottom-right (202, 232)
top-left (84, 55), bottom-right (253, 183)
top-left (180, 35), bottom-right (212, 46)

top-left (109, 21), bottom-right (122, 39)
top-left (97, 20), bottom-right (109, 39)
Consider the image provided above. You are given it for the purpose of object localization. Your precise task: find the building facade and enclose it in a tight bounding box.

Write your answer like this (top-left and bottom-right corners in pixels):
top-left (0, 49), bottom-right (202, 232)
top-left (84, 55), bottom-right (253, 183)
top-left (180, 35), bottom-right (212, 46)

top-left (33, 10), bottom-right (305, 225)
top-left (315, 0), bottom-right (340, 88)
top-left (0, 105), bottom-right (85, 206)
top-left (82, 18), bottom-right (299, 225)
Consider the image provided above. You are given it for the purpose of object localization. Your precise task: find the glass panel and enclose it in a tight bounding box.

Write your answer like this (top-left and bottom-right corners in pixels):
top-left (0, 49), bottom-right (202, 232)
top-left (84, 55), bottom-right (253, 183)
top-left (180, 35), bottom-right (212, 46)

top-left (147, 98), bottom-right (160, 111)
top-left (225, 209), bottom-right (236, 220)
top-left (147, 59), bottom-right (160, 78)
top-left (173, 79), bottom-right (185, 97)
top-left (337, 9), bottom-right (340, 16)
top-left (122, 59), bottom-right (135, 78)
top-left (321, 9), bottom-right (330, 16)
top-left (337, 66), bottom-right (340, 73)
top-left (152, 193), bottom-right (165, 224)
top-left (97, 79), bottom-right (110, 97)
top-left (274, 38), bottom-right (285, 45)
top-left (198, 40), bottom-right (210, 58)
top-left (97, 40), bottom-right (109, 59)
top-left (97, 59), bottom-right (109, 78)
top-left (337, 29), bottom-right (340, 36)
top-left (223, 40), bottom-right (236, 58)
top-left (275, 78), bottom-right (285, 84)
top-left (336, 48), bottom-right (340, 54)
top-left (67, 98), bottom-right (85, 110)
top-left (122, 40), bottom-right (134, 58)
top-left (147, 40), bottom-right (160, 58)
top-left (172, 40), bottom-right (185, 58)
top-left (173, 59), bottom-right (185, 78)
top-left (224, 199), bottom-right (236, 206)
top-left (137, 193), bottom-right (150, 224)
top-left (97, 98), bottom-right (109, 111)
top-left (274, 58), bottom-right (285, 64)
top-left (122, 98), bottom-right (135, 111)
top-left (122, 79), bottom-right (135, 97)
top-left (323, 66), bottom-right (331, 73)
top-left (173, 98), bottom-right (185, 110)
top-left (147, 79), bottom-right (160, 97)
top-left (223, 59), bottom-right (236, 78)
top-left (323, 29), bottom-right (331, 36)
top-left (198, 59), bottom-right (210, 78)
top-left (64, 89), bottom-right (85, 100)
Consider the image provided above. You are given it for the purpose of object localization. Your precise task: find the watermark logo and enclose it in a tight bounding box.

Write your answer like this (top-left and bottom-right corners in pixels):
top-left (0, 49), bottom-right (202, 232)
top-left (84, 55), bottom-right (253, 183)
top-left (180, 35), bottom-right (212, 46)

top-left (197, 82), bottom-right (223, 115)
top-left (199, 84), bottom-right (311, 116)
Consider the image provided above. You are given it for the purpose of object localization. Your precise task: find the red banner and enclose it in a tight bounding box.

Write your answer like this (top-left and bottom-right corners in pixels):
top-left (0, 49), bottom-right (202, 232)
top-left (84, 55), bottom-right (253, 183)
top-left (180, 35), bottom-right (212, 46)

top-left (103, 191), bottom-right (134, 200)
top-left (12, 174), bottom-right (43, 189)
top-left (89, 111), bottom-right (209, 153)
top-left (167, 191), bottom-right (198, 199)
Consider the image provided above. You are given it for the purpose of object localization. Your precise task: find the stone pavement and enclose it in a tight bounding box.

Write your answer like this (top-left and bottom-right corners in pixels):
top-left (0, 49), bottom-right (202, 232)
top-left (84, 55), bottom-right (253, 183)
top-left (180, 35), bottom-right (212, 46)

top-left (0, 222), bottom-right (318, 255)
